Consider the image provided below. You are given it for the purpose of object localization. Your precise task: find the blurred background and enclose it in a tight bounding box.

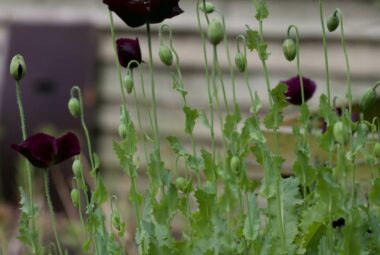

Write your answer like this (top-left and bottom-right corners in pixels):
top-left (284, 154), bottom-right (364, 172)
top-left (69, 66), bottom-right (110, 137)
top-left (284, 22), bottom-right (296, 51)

top-left (0, 0), bottom-right (380, 254)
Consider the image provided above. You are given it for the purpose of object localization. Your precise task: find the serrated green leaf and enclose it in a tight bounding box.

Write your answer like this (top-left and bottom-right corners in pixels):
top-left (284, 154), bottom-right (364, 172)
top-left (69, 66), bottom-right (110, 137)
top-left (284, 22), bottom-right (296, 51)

top-left (246, 27), bottom-right (260, 51)
top-left (243, 192), bottom-right (260, 241)
top-left (223, 113), bottom-right (237, 139)
top-left (201, 149), bottom-right (216, 182)
top-left (264, 83), bottom-right (288, 130)
top-left (172, 73), bottom-right (188, 97)
top-left (258, 42), bottom-right (269, 61)
top-left (93, 178), bottom-right (108, 205)
top-left (183, 106), bottom-right (198, 134)
top-left (167, 136), bottom-right (188, 157)
top-left (254, 0), bottom-right (269, 21)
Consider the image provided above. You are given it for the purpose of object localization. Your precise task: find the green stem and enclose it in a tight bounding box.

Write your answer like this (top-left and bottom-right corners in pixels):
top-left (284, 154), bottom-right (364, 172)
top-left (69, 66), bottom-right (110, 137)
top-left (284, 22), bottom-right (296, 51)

top-left (108, 10), bottom-right (127, 108)
top-left (319, 0), bottom-right (332, 106)
top-left (16, 81), bottom-right (39, 254)
top-left (44, 170), bottom-right (63, 255)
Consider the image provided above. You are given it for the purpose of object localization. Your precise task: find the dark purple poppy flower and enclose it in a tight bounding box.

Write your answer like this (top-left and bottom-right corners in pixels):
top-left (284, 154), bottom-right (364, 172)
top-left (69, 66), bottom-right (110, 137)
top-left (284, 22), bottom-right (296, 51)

top-left (103, 0), bottom-right (184, 28)
top-left (11, 132), bottom-right (80, 168)
top-left (320, 107), bottom-right (359, 133)
top-left (116, 38), bottom-right (142, 68)
top-left (281, 76), bottom-right (317, 105)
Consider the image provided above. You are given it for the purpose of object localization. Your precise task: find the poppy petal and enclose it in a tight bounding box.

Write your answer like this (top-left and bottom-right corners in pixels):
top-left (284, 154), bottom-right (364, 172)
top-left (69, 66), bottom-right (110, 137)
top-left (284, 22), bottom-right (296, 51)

top-left (116, 38), bottom-right (142, 68)
top-left (54, 132), bottom-right (81, 165)
top-left (282, 76), bottom-right (317, 105)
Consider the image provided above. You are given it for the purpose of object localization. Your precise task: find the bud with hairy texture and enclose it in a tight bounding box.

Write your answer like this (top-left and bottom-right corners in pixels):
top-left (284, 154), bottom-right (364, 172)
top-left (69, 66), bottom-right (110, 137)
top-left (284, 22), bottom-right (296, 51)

top-left (198, 2), bottom-right (214, 13)
top-left (175, 177), bottom-right (187, 192)
top-left (327, 14), bottom-right (339, 32)
top-left (235, 53), bottom-right (247, 72)
top-left (10, 54), bottom-right (27, 81)
top-left (333, 121), bottom-right (348, 144)
top-left (123, 74), bottom-right (134, 94)
top-left (207, 19), bottom-right (224, 46)
top-left (71, 189), bottom-right (80, 208)
top-left (118, 123), bottom-right (127, 139)
top-left (68, 98), bottom-right (81, 118)
top-left (374, 142), bottom-right (380, 158)
top-left (360, 88), bottom-right (377, 111)
top-left (159, 45), bottom-right (173, 66)
top-left (230, 156), bottom-right (240, 173)
top-left (72, 158), bottom-right (83, 177)
top-left (282, 38), bottom-right (297, 61)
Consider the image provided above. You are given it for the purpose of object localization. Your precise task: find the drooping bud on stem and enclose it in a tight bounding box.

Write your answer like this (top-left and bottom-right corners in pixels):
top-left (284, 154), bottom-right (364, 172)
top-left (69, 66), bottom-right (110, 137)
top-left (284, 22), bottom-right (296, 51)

top-left (327, 12), bottom-right (339, 32)
top-left (10, 54), bottom-right (27, 81)
top-left (123, 74), bottom-right (134, 94)
top-left (333, 121), bottom-right (348, 144)
top-left (207, 19), bottom-right (224, 46)
top-left (68, 98), bottom-right (81, 118)
top-left (235, 52), bottom-right (247, 72)
top-left (72, 158), bottom-right (83, 177)
top-left (158, 45), bottom-right (173, 66)
top-left (71, 189), bottom-right (80, 208)
top-left (198, 1), bottom-right (215, 14)
top-left (282, 38), bottom-right (297, 61)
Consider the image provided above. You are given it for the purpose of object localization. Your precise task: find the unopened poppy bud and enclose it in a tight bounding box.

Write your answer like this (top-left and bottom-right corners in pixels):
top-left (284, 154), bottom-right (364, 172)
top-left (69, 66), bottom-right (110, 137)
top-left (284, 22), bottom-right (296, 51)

top-left (123, 74), bottom-right (134, 94)
top-left (357, 122), bottom-right (369, 136)
top-left (111, 212), bottom-right (123, 232)
top-left (71, 189), bottom-right (80, 208)
top-left (374, 142), bottom-right (380, 158)
top-left (68, 98), bottom-right (81, 118)
top-left (282, 38), bottom-right (297, 62)
top-left (360, 88), bottom-right (377, 111)
top-left (198, 1), bottom-right (214, 14)
top-left (327, 14), bottom-right (339, 32)
top-left (207, 19), bottom-right (224, 46)
top-left (72, 158), bottom-right (82, 177)
top-left (333, 121), bottom-right (347, 144)
top-left (175, 177), bottom-right (187, 192)
top-left (235, 53), bottom-right (247, 72)
top-left (118, 123), bottom-right (127, 139)
top-left (230, 156), bottom-right (240, 173)
top-left (10, 54), bottom-right (27, 81)
top-left (158, 45), bottom-right (173, 66)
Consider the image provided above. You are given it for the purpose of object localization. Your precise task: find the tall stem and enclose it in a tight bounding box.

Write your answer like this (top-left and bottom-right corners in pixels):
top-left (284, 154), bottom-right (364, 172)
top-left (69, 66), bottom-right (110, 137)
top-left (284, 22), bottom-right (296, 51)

top-left (44, 170), bottom-right (63, 255)
top-left (16, 81), bottom-right (39, 254)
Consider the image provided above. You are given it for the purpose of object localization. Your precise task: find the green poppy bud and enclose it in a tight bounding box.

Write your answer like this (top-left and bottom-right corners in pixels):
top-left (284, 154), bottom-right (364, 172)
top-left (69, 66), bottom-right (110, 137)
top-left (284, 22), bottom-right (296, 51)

top-left (333, 121), bottom-right (347, 144)
top-left (72, 158), bottom-right (83, 177)
top-left (374, 142), bottom-right (380, 158)
top-left (359, 88), bottom-right (377, 111)
top-left (68, 98), bottom-right (81, 118)
top-left (71, 189), bottom-right (80, 208)
top-left (207, 19), bottom-right (224, 46)
top-left (118, 123), bottom-right (127, 139)
top-left (357, 122), bottom-right (369, 136)
top-left (123, 74), bottom-right (134, 94)
top-left (158, 45), bottom-right (173, 66)
top-left (111, 212), bottom-right (124, 232)
top-left (230, 156), bottom-right (240, 173)
top-left (198, 1), bottom-right (214, 14)
top-left (175, 177), bottom-right (187, 192)
top-left (10, 54), bottom-right (27, 81)
top-left (235, 52), bottom-right (247, 72)
top-left (282, 38), bottom-right (297, 62)
top-left (327, 14), bottom-right (339, 32)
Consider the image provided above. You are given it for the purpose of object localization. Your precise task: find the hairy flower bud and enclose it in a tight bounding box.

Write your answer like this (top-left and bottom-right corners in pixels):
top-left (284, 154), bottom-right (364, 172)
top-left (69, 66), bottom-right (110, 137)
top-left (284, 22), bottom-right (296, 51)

top-left (72, 158), bottom-right (83, 177)
top-left (333, 121), bottom-right (347, 144)
top-left (207, 19), bottom-right (224, 46)
top-left (71, 189), bottom-right (80, 208)
top-left (235, 53), bottom-right (247, 72)
top-left (282, 38), bottom-right (297, 62)
top-left (374, 142), bottom-right (380, 158)
top-left (230, 156), bottom-right (240, 173)
top-left (175, 177), bottom-right (187, 192)
top-left (359, 88), bottom-right (377, 111)
top-left (68, 98), bottom-right (81, 118)
top-left (327, 14), bottom-right (339, 32)
top-left (118, 123), bottom-right (127, 139)
top-left (198, 2), bottom-right (215, 14)
top-left (158, 45), bottom-right (173, 66)
top-left (111, 212), bottom-right (124, 233)
top-left (123, 74), bottom-right (134, 94)
top-left (10, 54), bottom-right (27, 81)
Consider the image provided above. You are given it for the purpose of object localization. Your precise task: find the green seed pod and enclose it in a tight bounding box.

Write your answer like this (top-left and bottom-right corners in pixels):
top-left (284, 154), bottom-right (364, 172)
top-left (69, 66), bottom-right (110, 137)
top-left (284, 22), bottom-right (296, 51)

top-left (123, 74), bottom-right (134, 94)
top-left (359, 88), bottom-right (377, 111)
top-left (207, 19), bottom-right (224, 46)
top-left (374, 142), bottom-right (380, 158)
top-left (357, 122), bottom-right (369, 136)
top-left (235, 52), bottom-right (247, 72)
top-left (282, 38), bottom-right (297, 62)
top-left (327, 15), bottom-right (339, 32)
top-left (9, 54), bottom-right (27, 81)
top-left (71, 189), bottom-right (80, 208)
top-left (333, 121), bottom-right (347, 144)
top-left (118, 123), bottom-right (127, 139)
top-left (198, 1), bottom-right (214, 14)
top-left (158, 45), bottom-right (173, 66)
top-left (230, 156), bottom-right (240, 173)
top-left (72, 158), bottom-right (82, 177)
top-left (68, 98), bottom-right (81, 118)
top-left (175, 177), bottom-right (187, 192)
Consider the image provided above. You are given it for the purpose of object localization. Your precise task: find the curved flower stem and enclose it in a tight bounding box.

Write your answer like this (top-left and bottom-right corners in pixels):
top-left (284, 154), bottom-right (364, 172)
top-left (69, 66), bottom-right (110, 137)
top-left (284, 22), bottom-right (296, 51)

top-left (287, 24), bottom-right (308, 201)
top-left (108, 10), bottom-right (127, 108)
top-left (196, 0), bottom-right (216, 162)
top-left (237, 35), bottom-right (255, 106)
top-left (71, 86), bottom-right (95, 171)
top-left (319, 0), bottom-right (332, 106)
top-left (73, 178), bottom-right (86, 237)
top-left (44, 169), bottom-right (63, 255)
top-left (15, 81), bottom-right (40, 254)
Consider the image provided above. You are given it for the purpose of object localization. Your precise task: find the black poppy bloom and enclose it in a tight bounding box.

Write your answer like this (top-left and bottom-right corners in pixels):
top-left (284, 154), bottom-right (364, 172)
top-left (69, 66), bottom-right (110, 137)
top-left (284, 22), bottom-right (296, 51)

top-left (281, 76), bottom-right (317, 105)
top-left (103, 0), bottom-right (183, 28)
top-left (11, 132), bottom-right (80, 168)
top-left (116, 38), bottom-right (143, 69)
